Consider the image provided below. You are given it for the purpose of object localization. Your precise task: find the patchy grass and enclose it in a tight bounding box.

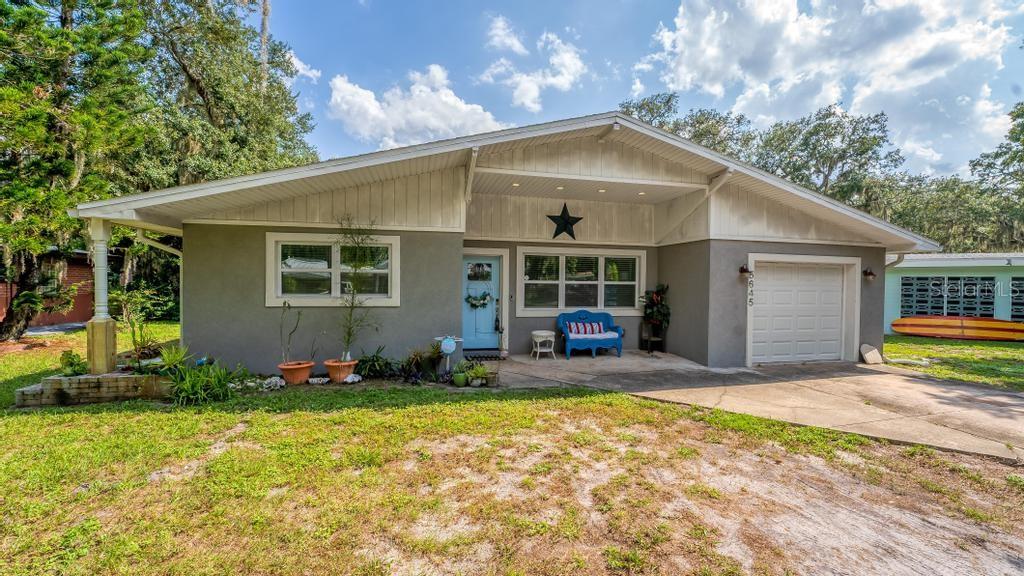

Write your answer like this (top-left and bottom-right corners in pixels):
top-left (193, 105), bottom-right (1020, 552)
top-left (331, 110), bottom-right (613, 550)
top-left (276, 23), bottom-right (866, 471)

top-left (884, 335), bottom-right (1024, 391)
top-left (1, 335), bottom-right (1022, 573)
top-left (0, 322), bottom-right (180, 407)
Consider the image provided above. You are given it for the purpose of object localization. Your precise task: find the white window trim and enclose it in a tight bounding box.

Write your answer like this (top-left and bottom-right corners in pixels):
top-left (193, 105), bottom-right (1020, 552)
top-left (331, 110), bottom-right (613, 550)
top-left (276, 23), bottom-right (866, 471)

top-left (516, 246), bottom-right (645, 318)
top-left (265, 232), bottom-right (400, 307)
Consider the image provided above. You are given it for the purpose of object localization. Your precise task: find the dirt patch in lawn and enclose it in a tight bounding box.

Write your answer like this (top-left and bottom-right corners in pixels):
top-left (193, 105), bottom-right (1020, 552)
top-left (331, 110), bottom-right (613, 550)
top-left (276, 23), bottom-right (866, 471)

top-left (0, 338), bottom-right (74, 354)
top-left (148, 421), bottom-right (251, 482)
top-left (363, 420), bottom-right (1024, 575)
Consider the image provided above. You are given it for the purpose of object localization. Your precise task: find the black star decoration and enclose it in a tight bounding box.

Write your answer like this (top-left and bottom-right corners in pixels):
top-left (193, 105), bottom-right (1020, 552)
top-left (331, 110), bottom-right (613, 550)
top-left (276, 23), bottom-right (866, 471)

top-left (547, 203), bottom-right (583, 240)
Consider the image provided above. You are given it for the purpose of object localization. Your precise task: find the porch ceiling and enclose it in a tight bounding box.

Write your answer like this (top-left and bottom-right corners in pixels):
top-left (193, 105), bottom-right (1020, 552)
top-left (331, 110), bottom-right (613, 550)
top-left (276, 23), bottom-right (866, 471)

top-left (472, 167), bottom-right (706, 205)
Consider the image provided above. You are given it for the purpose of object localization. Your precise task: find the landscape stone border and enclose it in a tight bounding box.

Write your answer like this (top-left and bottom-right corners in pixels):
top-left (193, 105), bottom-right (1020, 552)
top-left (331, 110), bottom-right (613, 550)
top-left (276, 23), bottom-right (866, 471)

top-left (15, 374), bottom-right (170, 408)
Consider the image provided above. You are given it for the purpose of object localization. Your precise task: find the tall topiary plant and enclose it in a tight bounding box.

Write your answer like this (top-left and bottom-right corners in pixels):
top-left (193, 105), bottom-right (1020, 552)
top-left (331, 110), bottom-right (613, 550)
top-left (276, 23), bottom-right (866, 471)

top-left (326, 217), bottom-right (381, 382)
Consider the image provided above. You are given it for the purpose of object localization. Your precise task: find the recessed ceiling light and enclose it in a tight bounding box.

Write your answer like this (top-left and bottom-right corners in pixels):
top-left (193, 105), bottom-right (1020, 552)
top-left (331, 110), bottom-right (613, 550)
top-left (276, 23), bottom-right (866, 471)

top-left (598, 189), bottom-right (606, 193)
top-left (511, 182), bottom-right (520, 187)
top-left (637, 191), bottom-right (646, 196)
top-left (556, 186), bottom-right (564, 190)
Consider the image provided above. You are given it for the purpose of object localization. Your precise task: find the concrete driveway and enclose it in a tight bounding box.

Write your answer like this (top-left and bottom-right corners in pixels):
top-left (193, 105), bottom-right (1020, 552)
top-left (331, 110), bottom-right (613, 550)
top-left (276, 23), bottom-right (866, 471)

top-left (498, 353), bottom-right (1024, 461)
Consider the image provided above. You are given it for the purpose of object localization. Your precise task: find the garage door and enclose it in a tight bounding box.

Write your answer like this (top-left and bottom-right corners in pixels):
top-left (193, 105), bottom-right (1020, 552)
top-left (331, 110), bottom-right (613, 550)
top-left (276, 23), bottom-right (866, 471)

top-left (751, 262), bottom-right (844, 363)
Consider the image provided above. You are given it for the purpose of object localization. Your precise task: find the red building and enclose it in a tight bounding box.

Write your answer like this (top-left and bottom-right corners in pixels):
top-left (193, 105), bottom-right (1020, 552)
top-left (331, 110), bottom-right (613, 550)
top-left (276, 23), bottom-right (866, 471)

top-left (0, 252), bottom-right (94, 326)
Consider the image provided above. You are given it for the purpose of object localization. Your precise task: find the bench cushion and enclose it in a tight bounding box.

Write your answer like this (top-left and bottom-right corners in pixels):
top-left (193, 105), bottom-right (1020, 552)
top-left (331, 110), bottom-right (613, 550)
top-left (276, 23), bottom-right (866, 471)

top-left (567, 331), bottom-right (620, 340)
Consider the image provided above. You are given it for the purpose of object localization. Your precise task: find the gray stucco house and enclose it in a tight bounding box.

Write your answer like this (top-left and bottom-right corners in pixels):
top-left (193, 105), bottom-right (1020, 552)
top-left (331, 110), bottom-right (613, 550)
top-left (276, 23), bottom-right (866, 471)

top-left (72, 112), bottom-right (938, 372)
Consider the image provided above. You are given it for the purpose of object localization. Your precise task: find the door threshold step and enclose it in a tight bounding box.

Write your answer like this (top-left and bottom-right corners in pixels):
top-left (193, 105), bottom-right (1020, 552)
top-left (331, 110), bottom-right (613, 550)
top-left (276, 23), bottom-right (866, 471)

top-left (464, 349), bottom-right (504, 361)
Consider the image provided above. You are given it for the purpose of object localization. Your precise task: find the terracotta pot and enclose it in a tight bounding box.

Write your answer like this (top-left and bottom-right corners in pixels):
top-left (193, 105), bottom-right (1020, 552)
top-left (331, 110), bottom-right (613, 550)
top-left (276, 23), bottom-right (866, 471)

top-left (324, 359), bottom-right (358, 383)
top-left (277, 361), bottom-right (314, 385)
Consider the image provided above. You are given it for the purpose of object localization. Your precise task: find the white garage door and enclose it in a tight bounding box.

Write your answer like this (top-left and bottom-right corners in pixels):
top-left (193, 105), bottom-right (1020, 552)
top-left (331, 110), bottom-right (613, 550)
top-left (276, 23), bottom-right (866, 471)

top-left (751, 262), bottom-right (844, 363)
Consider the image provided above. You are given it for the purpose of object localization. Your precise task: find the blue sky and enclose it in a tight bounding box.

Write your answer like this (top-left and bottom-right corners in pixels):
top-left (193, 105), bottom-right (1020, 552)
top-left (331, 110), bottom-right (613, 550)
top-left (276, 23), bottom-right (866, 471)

top-left (268, 1), bottom-right (1024, 176)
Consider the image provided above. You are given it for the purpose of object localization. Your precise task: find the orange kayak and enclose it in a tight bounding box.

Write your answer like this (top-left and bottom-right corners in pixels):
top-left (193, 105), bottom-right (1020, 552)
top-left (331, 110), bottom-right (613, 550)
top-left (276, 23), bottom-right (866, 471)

top-left (891, 316), bottom-right (1024, 341)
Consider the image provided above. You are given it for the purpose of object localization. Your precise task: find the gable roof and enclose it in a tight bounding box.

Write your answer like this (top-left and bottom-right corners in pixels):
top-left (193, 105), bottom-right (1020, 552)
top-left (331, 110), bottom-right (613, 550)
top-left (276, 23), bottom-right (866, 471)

top-left (72, 111), bottom-right (940, 251)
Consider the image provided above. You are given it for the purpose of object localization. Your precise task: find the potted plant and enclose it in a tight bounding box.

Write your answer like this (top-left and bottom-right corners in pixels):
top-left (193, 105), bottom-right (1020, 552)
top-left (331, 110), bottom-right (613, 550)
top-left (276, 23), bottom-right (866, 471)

top-left (484, 368), bottom-right (500, 387)
top-left (325, 218), bottom-right (380, 383)
top-left (466, 363), bottom-right (489, 387)
top-left (278, 302), bottom-right (314, 385)
top-left (452, 359), bottom-right (473, 387)
top-left (642, 284), bottom-right (671, 335)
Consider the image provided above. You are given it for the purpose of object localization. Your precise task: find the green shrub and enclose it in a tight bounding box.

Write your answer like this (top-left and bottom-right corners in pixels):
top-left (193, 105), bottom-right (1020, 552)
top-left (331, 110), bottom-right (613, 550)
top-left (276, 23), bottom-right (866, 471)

top-left (1008, 474), bottom-right (1024, 492)
top-left (399, 348), bottom-right (435, 383)
top-left (59, 351), bottom-right (88, 376)
top-left (453, 359), bottom-right (477, 374)
top-left (355, 345), bottom-right (396, 379)
top-left (466, 364), bottom-right (489, 379)
top-left (170, 363), bottom-right (239, 406)
top-left (158, 344), bottom-right (191, 374)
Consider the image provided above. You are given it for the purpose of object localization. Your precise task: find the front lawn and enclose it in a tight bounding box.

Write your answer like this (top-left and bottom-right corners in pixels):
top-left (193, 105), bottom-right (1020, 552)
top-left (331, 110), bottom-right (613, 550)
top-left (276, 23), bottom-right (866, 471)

top-left (2, 392), bottom-right (1022, 573)
top-left (884, 335), bottom-right (1024, 392)
top-left (1, 327), bottom-right (1022, 574)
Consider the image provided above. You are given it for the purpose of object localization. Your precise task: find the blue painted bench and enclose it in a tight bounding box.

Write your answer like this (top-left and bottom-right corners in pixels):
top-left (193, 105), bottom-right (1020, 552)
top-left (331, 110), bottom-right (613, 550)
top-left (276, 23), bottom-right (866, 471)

top-left (556, 310), bottom-right (623, 359)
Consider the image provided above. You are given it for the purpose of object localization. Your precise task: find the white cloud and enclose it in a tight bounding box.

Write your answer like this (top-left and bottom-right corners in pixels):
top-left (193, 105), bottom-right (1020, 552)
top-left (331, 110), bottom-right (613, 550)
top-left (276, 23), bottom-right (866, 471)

top-left (903, 138), bottom-right (943, 163)
top-left (630, 77), bottom-right (645, 98)
top-left (973, 84), bottom-right (1012, 140)
top-left (635, 0), bottom-right (1020, 174)
top-left (288, 51), bottom-right (322, 84)
top-left (486, 15), bottom-right (529, 55)
top-left (327, 65), bottom-right (510, 149)
top-left (479, 32), bottom-right (587, 112)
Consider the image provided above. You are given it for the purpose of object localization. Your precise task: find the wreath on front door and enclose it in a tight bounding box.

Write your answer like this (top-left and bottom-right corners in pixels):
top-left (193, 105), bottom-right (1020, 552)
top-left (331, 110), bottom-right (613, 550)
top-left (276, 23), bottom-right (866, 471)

top-left (464, 291), bottom-right (492, 309)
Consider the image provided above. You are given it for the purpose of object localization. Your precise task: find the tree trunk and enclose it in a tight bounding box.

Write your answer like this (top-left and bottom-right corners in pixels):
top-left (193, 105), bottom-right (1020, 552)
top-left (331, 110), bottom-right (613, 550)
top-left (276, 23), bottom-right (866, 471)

top-left (259, 0), bottom-right (270, 92)
top-left (0, 255), bottom-right (42, 341)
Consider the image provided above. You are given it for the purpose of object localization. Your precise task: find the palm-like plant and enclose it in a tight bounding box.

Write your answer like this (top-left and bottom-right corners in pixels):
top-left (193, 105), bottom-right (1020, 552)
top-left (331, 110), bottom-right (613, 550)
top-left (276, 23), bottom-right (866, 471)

top-left (337, 217), bottom-right (381, 361)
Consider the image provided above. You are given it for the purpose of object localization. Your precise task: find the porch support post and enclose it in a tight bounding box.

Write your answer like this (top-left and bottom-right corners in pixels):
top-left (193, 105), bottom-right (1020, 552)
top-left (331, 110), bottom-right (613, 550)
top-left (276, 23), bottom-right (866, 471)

top-left (86, 218), bottom-right (116, 374)
top-left (464, 147), bottom-right (479, 206)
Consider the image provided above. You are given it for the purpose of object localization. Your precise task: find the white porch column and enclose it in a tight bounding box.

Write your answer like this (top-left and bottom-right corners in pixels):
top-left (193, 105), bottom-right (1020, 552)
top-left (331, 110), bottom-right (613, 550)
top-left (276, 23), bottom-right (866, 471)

top-left (89, 219), bottom-right (111, 319)
top-left (86, 218), bottom-right (116, 374)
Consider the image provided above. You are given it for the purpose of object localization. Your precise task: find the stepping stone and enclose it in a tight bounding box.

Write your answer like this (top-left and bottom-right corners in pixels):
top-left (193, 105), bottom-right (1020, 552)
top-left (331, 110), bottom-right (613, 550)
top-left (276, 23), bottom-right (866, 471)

top-left (860, 344), bottom-right (883, 365)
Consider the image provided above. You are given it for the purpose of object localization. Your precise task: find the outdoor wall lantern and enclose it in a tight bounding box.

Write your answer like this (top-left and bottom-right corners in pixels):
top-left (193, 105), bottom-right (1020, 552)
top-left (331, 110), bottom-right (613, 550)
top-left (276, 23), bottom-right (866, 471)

top-left (862, 268), bottom-right (877, 281)
top-left (739, 264), bottom-right (752, 277)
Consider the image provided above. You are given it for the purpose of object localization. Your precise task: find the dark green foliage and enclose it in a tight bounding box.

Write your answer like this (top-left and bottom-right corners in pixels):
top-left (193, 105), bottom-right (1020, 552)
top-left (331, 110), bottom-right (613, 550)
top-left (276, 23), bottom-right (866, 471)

top-left (355, 346), bottom-right (397, 379)
top-left (642, 284), bottom-right (670, 327)
top-left (0, 0), bottom-right (151, 339)
top-left (59, 351), bottom-right (88, 377)
top-left (398, 349), bottom-right (434, 384)
top-left (1, 0), bottom-right (317, 337)
top-left (169, 363), bottom-right (239, 406)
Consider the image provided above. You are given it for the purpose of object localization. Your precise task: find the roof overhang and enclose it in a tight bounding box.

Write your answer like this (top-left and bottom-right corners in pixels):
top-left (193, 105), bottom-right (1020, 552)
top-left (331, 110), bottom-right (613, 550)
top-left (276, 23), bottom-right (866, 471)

top-left (891, 253), bottom-right (1024, 268)
top-left (71, 111), bottom-right (940, 251)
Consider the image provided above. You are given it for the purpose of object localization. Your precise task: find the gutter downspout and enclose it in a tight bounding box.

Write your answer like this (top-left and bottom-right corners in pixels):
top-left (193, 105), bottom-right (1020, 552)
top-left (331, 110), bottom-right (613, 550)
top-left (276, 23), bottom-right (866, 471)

top-left (885, 254), bottom-right (905, 270)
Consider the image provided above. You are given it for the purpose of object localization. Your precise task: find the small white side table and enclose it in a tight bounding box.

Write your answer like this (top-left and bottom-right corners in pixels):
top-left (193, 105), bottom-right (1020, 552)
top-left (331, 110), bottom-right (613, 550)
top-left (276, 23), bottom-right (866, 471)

top-left (531, 330), bottom-right (556, 360)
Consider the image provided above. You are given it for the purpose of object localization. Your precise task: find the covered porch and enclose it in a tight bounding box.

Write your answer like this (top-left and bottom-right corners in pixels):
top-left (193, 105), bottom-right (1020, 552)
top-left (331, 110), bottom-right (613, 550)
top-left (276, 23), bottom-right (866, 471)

top-left (488, 349), bottom-right (746, 388)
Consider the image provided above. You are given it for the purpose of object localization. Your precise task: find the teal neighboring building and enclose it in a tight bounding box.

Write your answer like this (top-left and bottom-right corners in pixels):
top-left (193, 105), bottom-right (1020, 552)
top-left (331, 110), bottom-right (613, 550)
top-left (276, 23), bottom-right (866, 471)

top-left (884, 253), bottom-right (1024, 334)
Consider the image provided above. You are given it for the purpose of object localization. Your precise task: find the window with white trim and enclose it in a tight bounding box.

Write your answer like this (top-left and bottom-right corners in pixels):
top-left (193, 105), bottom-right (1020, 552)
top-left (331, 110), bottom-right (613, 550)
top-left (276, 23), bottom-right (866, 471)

top-left (519, 248), bottom-right (643, 315)
top-left (266, 232), bottom-right (400, 307)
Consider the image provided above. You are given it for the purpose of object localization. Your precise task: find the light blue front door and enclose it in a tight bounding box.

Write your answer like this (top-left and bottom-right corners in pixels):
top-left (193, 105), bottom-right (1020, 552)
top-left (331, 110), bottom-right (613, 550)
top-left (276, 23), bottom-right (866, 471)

top-left (462, 255), bottom-right (501, 349)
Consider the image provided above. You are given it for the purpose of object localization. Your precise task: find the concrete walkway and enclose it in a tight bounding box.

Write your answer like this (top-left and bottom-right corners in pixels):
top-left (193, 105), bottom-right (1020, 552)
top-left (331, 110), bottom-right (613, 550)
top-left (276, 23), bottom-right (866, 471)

top-left (497, 352), bottom-right (1024, 461)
